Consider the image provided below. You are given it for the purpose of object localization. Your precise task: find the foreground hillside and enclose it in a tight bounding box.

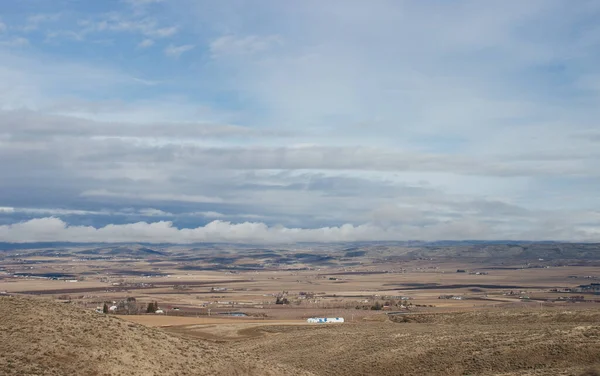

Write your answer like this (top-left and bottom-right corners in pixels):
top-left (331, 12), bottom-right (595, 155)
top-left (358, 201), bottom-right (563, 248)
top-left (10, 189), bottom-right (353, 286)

top-left (233, 309), bottom-right (600, 376)
top-left (3, 295), bottom-right (600, 376)
top-left (0, 296), bottom-right (308, 376)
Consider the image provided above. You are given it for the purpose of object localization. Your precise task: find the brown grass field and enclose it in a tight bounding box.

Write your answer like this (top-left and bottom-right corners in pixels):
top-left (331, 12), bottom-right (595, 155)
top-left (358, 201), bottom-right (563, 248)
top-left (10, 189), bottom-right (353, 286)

top-left (2, 295), bottom-right (600, 375)
top-left (0, 295), bottom-right (310, 376)
top-left (2, 243), bottom-right (600, 374)
top-left (231, 316), bottom-right (600, 376)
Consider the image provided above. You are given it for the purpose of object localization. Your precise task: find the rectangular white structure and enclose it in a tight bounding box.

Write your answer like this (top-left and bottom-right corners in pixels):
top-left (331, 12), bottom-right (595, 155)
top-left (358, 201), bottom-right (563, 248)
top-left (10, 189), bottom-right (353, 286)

top-left (307, 317), bottom-right (344, 324)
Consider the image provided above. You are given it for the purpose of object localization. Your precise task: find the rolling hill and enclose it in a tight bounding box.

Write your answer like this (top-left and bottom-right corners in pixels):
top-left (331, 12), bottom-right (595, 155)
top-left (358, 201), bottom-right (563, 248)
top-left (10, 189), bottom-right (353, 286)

top-left (0, 296), bottom-right (309, 376)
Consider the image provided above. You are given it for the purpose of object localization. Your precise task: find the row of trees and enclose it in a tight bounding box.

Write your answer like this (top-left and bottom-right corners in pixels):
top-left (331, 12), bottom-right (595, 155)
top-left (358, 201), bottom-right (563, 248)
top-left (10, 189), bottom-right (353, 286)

top-left (353, 300), bottom-right (415, 311)
top-left (100, 299), bottom-right (160, 314)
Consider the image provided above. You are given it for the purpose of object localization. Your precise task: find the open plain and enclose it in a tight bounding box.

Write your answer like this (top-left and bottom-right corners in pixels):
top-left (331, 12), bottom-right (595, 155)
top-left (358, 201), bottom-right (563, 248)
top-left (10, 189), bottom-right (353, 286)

top-left (2, 241), bottom-right (600, 375)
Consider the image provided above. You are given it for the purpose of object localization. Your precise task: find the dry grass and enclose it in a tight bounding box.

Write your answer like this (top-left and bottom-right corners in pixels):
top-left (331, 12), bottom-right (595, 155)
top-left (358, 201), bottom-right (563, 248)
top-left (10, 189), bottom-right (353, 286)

top-left (121, 314), bottom-right (303, 327)
top-left (579, 369), bottom-right (600, 376)
top-left (0, 296), bottom-right (311, 376)
top-left (389, 308), bottom-right (600, 324)
top-left (3, 294), bottom-right (600, 375)
top-left (231, 309), bottom-right (600, 376)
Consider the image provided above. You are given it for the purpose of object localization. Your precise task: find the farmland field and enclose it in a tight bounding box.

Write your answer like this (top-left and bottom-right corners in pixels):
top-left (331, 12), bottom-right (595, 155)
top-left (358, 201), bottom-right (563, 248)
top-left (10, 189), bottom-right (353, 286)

top-left (2, 242), bottom-right (600, 375)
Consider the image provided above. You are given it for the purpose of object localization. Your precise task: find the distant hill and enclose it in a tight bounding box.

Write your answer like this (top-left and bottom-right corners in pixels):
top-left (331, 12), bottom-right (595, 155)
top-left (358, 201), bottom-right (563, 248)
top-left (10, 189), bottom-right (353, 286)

top-left (77, 245), bottom-right (168, 257)
top-left (2, 241), bottom-right (600, 264)
top-left (0, 296), bottom-right (309, 376)
top-left (400, 242), bottom-right (600, 262)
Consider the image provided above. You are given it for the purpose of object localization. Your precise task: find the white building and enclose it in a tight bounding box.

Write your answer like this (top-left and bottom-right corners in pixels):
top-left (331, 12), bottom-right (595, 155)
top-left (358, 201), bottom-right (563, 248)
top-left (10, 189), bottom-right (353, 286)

top-left (307, 317), bottom-right (344, 324)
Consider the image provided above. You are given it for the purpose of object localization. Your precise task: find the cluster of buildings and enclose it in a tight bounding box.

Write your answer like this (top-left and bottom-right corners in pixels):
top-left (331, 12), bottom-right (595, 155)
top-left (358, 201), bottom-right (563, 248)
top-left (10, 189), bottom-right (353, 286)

top-left (549, 283), bottom-right (600, 295)
top-left (576, 283), bottom-right (600, 294)
top-left (438, 295), bottom-right (464, 300)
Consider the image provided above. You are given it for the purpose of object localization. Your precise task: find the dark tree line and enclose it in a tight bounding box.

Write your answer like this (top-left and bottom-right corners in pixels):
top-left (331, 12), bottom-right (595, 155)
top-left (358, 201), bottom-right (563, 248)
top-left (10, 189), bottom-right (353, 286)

top-left (146, 301), bottom-right (160, 313)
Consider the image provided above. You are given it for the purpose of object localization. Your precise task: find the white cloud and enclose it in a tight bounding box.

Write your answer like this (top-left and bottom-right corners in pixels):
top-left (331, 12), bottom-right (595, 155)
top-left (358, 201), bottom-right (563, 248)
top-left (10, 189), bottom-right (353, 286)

top-left (28, 14), bottom-right (61, 24)
top-left (189, 211), bottom-right (226, 218)
top-left (138, 208), bottom-right (173, 216)
top-left (0, 206), bottom-right (176, 217)
top-left (138, 38), bottom-right (154, 48)
top-left (0, 217), bottom-right (596, 244)
top-left (21, 208), bottom-right (106, 216)
top-left (164, 44), bottom-right (194, 58)
top-left (73, 14), bottom-right (177, 40)
top-left (80, 189), bottom-right (223, 204)
top-left (151, 26), bottom-right (177, 38)
top-left (0, 53), bottom-right (137, 110)
top-left (186, 211), bottom-right (265, 220)
top-left (23, 13), bottom-right (61, 31)
top-left (131, 77), bottom-right (160, 85)
top-left (45, 30), bottom-right (85, 41)
top-left (0, 37), bottom-right (29, 47)
top-left (210, 35), bottom-right (283, 58)
top-left (0, 110), bottom-right (278, 139)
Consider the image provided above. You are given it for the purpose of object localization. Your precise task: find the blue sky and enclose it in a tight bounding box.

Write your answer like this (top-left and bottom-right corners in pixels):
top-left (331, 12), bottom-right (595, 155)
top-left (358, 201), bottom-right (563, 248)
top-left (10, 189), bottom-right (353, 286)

top-left (1, 0), bottom-right (600, 243)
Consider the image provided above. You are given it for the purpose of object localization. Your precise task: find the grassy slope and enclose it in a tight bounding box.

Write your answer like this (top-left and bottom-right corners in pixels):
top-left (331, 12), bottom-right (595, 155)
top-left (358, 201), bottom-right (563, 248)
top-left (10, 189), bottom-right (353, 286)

top-left (0, 296), bottom-right (310, 376)
top-left (233, 309), bottom-right (600, 376)
top-left (3, 295), bottom-right (600, 376)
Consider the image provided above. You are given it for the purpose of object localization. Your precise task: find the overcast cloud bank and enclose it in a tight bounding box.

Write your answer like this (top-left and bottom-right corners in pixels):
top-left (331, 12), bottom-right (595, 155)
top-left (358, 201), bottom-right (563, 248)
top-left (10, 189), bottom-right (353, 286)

top-left (0, 217), bottom-right (597, 244)
top-left (1, 1), bottom-right (600, 242)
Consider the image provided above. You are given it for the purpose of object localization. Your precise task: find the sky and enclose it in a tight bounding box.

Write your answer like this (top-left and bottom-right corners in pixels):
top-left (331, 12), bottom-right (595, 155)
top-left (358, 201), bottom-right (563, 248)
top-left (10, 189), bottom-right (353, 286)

top-left (1, 0), bottom-right (600, 243)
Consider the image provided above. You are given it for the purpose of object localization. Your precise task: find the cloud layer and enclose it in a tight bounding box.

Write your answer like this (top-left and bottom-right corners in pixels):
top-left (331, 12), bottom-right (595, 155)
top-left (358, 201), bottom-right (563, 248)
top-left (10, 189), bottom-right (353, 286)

top-left (1, 1), bottom-right (600, 242)
top-left (1, 217), bottom-right (597, 244)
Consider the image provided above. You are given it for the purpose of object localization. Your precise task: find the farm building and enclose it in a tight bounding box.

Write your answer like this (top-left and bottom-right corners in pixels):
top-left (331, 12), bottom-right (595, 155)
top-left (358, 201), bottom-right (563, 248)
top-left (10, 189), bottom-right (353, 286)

top-left (575, 283), bottom-right (600, 294)
top-left (307, 317), bottom-right (344, 324)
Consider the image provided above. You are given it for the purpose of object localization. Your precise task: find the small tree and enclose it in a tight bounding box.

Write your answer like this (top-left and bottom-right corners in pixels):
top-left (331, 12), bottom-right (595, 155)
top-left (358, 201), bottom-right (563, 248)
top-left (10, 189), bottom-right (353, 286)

top-left (275, 297), bottom-right (290, 305)
top-left (371, 301), bottom-right (382, 310)
top-left (125, 297), bottom-right (138, 315)
top-left (103, 303), bottom-right (109, 314)
top-left (146, 302), bottom-right (156, 313)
